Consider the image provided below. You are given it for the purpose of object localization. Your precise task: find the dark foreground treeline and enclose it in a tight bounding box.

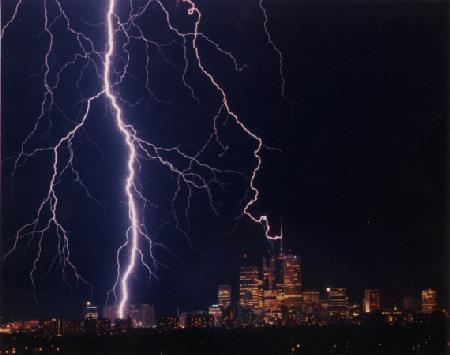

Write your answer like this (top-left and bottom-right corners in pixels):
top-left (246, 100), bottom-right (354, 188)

top-left (1, 322), bottom-right (447, 355)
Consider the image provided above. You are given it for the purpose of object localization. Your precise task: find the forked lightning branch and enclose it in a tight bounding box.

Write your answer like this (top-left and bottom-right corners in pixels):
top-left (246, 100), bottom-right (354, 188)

top-left (2, 0), bottom-right (286, 319)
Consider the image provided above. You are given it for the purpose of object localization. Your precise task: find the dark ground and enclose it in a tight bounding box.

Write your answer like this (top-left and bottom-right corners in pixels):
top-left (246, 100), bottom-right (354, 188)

top-left (1, 321), bottom-right (448, 355)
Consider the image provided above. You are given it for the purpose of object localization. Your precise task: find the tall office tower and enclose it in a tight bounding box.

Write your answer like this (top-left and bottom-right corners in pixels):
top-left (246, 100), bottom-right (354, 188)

top-left (363, 289), bottom-right (381, 313)
top-left (263, 255), bottom-right (276, 290)
top-left (262, 255), bottom-right (280, 313)
top-left (218, 285), bottom-right (232, 308)
top-left (275, 249), bottom-right (285, 302)
top-left (282, 253), bottom-right (302, 307)
top-left (326, 288), bottom-right (349, 316)
top-left (421, 289), bottom-right (437, 314)
top-left (239, 266), bottom-right (262, 309)
top-left (84, 301), bottom-right (99, 320)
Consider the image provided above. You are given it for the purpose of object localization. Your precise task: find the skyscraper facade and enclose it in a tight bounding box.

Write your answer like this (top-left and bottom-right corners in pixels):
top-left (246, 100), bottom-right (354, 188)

top-left (239, 266), bottom-right (262, 309)
top-left (281, 253), bottom-right (302, 307)
top-left (218, 285), bottom-right (232, 308)
top-left (363, 289), bottom-right (381, 313)
top-left (275, 250), bottom-right (285, 303)
top-left (84, 301), bottom-right (99, 320)
top-left (263, 255), bottom-right (276, 291)
top-left (262, 255), bottom-right (280, 314)
top-left (421, 289), bottom-right (437, 314)
top-left (326, 288), bottom-right (348, 317)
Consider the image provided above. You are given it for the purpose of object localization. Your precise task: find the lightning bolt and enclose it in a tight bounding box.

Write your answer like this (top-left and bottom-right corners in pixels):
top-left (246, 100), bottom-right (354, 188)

top-left (104, 0), bottom-right (140, 319)
top-left (2, 0), bottom-right (287, 317)
top-left (177, 0), bottom-right (284, 241)
top-left (258, 0), bottom-right (287, 101)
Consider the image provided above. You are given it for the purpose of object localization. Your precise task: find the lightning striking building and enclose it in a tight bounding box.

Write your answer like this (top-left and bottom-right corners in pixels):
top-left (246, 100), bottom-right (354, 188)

top-left (2, 0), bottom-right (288, 315)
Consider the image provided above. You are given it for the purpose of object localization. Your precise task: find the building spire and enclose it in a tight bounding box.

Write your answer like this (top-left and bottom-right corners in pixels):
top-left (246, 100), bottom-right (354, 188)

top-left (280, 216), bottom-right (284, 252)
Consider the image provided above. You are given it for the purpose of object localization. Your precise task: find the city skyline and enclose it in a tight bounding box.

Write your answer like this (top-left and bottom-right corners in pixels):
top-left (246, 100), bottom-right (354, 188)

top-left (1, 0), bottom-right (447, 322)
top-left (0, 228), bottom-right (446, 319)
top-left (0, 242), bottom-right (446, 354)
top-left (0, 246), bottom-right (443, 321)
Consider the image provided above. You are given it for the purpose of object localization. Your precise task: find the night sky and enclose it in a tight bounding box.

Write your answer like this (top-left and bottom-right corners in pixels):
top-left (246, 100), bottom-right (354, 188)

top-left (1, 0), bottom-right (448, 318)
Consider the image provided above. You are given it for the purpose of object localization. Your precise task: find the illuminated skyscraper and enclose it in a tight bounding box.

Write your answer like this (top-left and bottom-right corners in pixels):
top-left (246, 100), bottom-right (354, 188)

top-left (239, 266), bottom-right (262, 309)
top-left (326, 288), bottom-right (348, 317)
top-left (421, 289), bottom-right (437, 314)
top-left (271, 225), bottom-right (302, 309)
top-left (281, 253), bottom-right (302, 307)
top-left (262, 255), bottom-right (280, 313)
top-left (275, 250), bottom-right (285, 303)
top-left (262, 289), bottom-right (279, 314)
top-left (84, 301), bottom-right (99, 320)
top-left (363, 289), bottom-right (381, 313)
top-left (263, 255), bottom-right (276, 291)
top-left (218, 285), bottom-right (232, 308)
top-left (275, 227), bottom-right (286, 303)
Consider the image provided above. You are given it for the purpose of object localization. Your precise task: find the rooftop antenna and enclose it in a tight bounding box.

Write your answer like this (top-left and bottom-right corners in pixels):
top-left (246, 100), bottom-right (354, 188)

top-left (280, 216), bottom-right (284, 252)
